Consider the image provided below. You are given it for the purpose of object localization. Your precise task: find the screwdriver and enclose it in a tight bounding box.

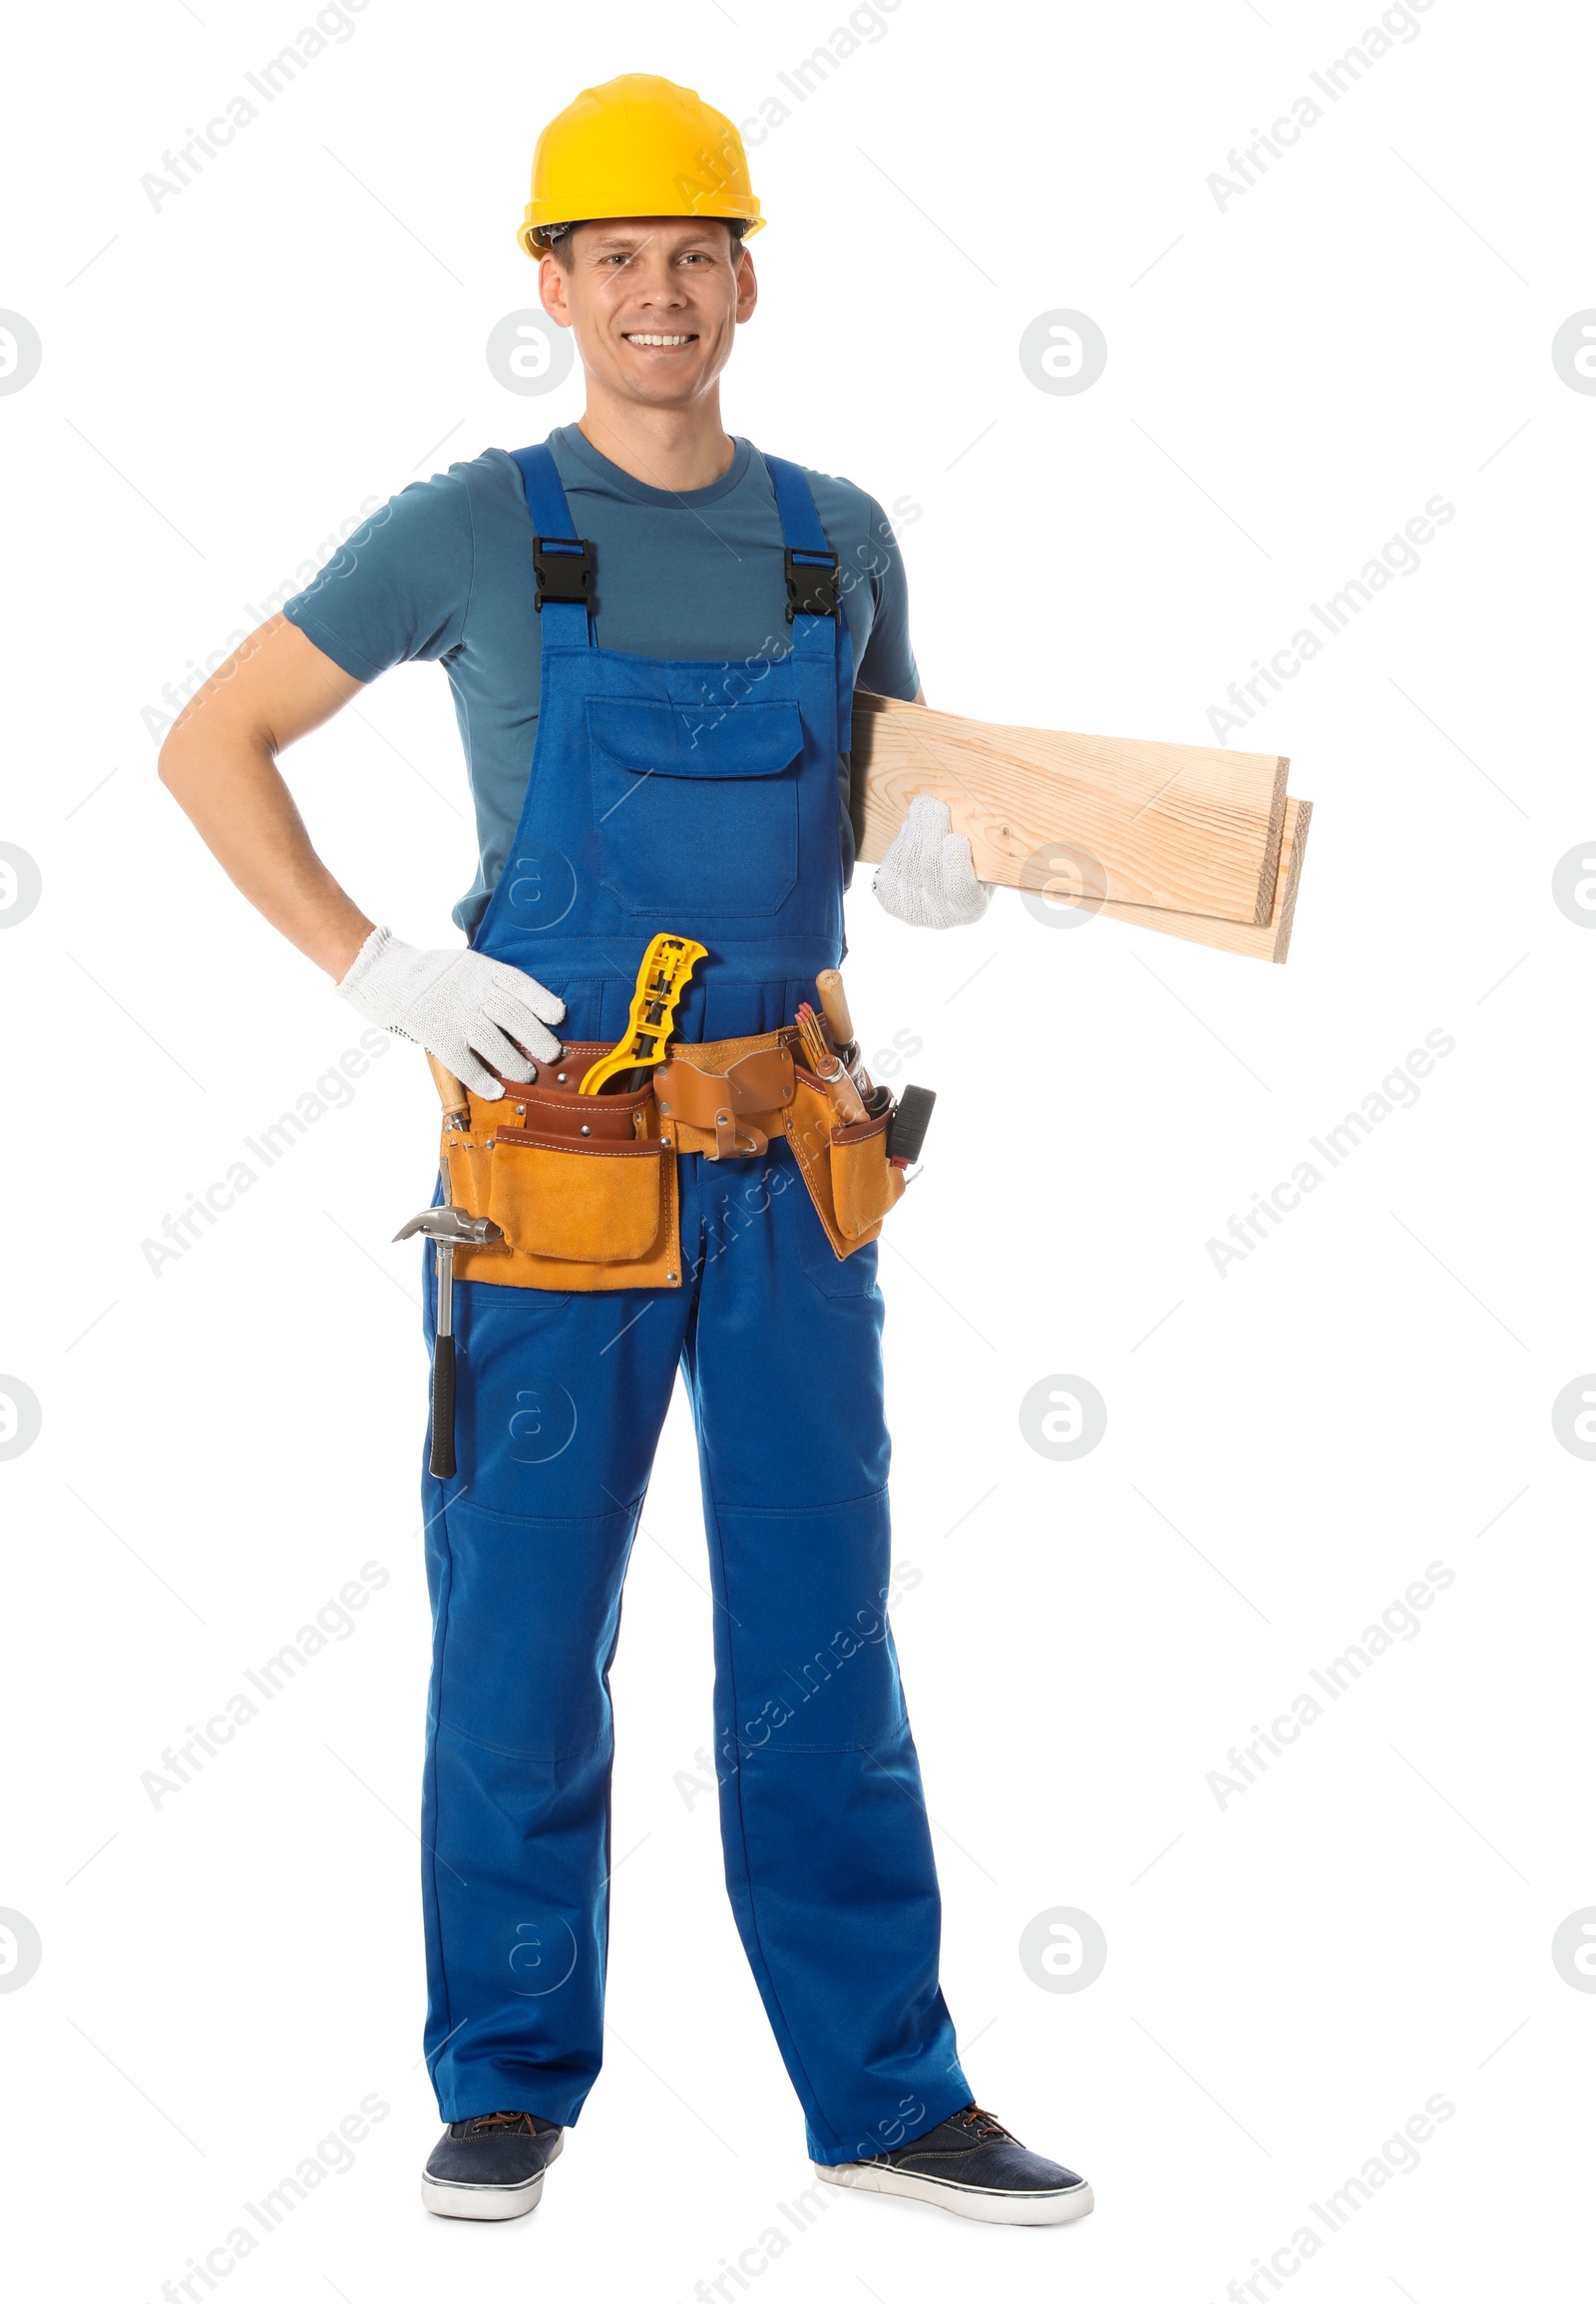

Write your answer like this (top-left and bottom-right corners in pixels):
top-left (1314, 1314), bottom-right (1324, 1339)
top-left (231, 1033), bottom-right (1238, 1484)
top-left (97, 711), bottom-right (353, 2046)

top-left (814, 968), bottom-right (892, 1115)
top-left (795, 1003), bottom-right (868, 1124)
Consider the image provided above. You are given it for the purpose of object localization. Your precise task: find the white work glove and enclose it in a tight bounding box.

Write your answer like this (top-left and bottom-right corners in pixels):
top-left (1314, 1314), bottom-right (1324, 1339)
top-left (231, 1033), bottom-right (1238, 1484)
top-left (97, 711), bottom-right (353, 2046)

top-left (873, 794), bottom-right (993, 929)
top-left (336, 927), bottom-right (565, 1097)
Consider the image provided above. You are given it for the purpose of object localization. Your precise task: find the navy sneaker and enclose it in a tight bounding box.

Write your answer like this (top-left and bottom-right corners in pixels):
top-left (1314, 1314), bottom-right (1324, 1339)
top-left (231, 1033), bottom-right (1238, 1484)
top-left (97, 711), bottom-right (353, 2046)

top-left (421, 2110), bottom-right (565, 2221)
top-left (815, 2103), bottom-right (1093, 2225)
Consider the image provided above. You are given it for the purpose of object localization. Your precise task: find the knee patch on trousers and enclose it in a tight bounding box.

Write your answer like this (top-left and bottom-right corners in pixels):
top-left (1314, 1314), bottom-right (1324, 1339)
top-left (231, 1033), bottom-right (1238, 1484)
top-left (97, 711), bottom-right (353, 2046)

top-left (711, 1488), bottom-right (908, 1755)
top-left (434, 1498), bottom-right (634, 1759)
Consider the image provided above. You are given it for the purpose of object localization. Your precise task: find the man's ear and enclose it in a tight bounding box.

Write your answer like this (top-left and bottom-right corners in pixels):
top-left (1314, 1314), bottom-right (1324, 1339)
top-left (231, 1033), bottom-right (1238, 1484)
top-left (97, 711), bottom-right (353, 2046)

top-left (735, 247), bottom-right (759, 323)
top-left (538, 252), bottom-right (574, 328)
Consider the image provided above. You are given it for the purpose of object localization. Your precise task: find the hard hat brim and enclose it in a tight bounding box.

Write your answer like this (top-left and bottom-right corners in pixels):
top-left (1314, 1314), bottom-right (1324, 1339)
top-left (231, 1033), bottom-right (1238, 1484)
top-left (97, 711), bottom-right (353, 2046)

top-left (518, 206), bottom-right (764, 261)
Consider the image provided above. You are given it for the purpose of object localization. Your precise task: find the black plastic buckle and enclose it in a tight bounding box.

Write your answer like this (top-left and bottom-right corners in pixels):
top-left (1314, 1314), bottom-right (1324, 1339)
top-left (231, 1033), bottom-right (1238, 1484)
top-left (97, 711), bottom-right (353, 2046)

top-left (534, 536), bottom-right (594, 610)
top-left (784, 547), bottom-right (840, 621)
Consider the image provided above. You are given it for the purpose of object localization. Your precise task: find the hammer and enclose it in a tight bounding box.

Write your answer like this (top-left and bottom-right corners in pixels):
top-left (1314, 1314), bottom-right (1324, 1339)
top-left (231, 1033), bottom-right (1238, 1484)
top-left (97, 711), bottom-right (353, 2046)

top-left (393, 1205), bottom-right (504, 1478)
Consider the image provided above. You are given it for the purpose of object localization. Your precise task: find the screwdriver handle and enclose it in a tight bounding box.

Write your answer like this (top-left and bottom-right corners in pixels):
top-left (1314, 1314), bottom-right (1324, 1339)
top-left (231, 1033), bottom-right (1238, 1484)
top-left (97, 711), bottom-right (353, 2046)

top-left (815, 969), bottom-right (855, 1053)
top-left (814, 1055), bottom-right (869, 1126)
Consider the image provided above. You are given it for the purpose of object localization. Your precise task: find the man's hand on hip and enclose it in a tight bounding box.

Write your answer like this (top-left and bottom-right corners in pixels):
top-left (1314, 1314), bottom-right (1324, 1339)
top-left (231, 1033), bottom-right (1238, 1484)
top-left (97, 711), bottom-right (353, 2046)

top-left (873, 795), bottom-right (993, 929)
top-left (337, 928), bottom-right (566, 1097)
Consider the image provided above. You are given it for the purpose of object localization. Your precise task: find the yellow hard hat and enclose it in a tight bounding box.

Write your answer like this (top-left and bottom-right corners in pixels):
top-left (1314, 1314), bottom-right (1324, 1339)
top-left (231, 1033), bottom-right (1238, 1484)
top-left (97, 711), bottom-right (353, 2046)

top-left (518, 72), bottom-right (764, 258)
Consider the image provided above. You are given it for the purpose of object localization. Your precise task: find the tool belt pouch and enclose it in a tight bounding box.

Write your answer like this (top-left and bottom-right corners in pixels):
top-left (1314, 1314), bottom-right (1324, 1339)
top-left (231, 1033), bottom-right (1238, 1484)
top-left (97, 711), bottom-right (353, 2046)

top-left (650, 1034), bottom-right (905, 1261)
top-left (440, 1043), bottom-right (680, 1292)
top-left (785, 1069), bottom-right (906, 1260)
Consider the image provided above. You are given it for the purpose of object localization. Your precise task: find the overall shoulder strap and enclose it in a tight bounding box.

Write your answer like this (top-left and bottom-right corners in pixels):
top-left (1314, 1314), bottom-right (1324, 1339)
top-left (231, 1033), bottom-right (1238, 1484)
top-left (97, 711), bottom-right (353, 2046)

top-left (762, 452), bottom-right (830, 556)
top-left (510, 442), bottom-right (594, 645)
top-left (760, 452), bottom-right (854, 751)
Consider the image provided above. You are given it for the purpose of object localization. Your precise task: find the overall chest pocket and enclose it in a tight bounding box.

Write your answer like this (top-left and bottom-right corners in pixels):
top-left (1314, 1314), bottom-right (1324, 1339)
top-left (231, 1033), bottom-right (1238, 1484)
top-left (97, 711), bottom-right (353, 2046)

top-left (588, 696), bottom-right (803, 918)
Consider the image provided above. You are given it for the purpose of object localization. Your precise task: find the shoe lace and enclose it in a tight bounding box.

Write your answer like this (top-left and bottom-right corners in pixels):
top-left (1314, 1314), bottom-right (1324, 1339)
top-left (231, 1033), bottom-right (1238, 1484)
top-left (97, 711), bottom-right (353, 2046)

top-left (466, 2110), bottom-right (547, 2136)
top-left (955, 2104), bottom-right (1011, 2143)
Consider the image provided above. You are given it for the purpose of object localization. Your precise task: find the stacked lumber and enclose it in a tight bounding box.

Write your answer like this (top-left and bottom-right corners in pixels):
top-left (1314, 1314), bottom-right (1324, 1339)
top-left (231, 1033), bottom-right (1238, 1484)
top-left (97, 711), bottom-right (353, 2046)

top-left (849, 692), bottom-right (1313, 962)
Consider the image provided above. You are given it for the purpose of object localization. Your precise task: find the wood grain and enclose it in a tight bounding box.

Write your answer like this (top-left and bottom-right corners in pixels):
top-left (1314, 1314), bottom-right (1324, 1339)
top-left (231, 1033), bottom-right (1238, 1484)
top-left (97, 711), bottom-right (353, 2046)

top-left (1094, 797), bottom-right (1313, 962)
top-left (850, 691), bottom-right (1288, 926)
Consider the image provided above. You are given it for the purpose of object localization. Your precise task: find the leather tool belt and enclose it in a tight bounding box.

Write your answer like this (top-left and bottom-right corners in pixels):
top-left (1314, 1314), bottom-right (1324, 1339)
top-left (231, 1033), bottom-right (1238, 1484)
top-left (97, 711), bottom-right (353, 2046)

top-left (655, 1029), bottom-right (800, 1159)
top-left (438, 1026), bottom-right (905, 1294)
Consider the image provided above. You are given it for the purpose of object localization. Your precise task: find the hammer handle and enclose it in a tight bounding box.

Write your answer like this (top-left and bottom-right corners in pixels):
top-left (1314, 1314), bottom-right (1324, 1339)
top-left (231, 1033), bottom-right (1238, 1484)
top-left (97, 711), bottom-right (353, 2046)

top-left (426, 1051), bottom-right (472, 1129)
top-left (429, 1334), bottom-right (457, 1480)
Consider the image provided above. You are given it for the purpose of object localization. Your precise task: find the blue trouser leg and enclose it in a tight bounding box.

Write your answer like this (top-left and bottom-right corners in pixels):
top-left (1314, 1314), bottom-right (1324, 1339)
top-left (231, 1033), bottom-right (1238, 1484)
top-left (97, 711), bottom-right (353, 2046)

top-left (420, 1267), bottom-right (685, 2124)
top-left (681, 1145), bottom-right (971, 2163)
top-left (419, 1138), bottom-right (969, 2152)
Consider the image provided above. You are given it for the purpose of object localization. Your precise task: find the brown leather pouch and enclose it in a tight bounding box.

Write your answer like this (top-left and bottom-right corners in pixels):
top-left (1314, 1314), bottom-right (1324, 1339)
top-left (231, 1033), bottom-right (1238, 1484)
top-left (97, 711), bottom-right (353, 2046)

top-left (831, 1109), bottom-right (906, 1241)
top-left (656, 1036), bottom-right (797, 1159)
top-left (441, 1042), bottom-right (682, 1292)
top-left (784, 1069), bottom-right (906, 1260)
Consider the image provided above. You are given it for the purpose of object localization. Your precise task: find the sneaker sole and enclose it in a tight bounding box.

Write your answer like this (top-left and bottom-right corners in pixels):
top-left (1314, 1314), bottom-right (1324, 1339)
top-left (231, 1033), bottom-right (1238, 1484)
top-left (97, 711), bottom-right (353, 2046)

top-left (813, 2157), bottom-right (1094, 2227)
top-left (421, 2132), bottom-right (564, 2221)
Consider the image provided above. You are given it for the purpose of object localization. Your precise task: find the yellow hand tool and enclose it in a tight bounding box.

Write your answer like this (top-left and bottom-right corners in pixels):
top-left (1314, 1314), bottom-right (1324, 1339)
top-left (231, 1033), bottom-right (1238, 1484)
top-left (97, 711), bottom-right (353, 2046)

top-left (579, 933), bottom-right (708, 1094)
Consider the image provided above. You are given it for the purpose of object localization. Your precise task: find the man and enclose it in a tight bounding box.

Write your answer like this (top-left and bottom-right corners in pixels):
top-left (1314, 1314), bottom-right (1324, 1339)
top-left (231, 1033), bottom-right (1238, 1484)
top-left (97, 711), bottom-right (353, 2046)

top-left (159, 73), bottom-right (1091, 2230)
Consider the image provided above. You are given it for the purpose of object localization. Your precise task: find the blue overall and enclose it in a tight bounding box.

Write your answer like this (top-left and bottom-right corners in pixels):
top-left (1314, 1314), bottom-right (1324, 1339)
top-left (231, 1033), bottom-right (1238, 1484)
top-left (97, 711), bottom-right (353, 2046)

top-left (419, 444), bottom-right (969, 2165)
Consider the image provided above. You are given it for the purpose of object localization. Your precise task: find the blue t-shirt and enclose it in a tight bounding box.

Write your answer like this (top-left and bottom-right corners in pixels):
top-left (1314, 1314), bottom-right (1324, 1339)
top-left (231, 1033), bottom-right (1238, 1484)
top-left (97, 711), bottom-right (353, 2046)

top-left (283, 425), bottom-right (920, 937)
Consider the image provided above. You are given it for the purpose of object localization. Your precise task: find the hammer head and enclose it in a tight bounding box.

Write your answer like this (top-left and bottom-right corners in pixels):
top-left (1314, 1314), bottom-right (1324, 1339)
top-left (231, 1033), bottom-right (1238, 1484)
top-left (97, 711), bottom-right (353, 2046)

top-left (392, 1206), bottom-right (505, 1249)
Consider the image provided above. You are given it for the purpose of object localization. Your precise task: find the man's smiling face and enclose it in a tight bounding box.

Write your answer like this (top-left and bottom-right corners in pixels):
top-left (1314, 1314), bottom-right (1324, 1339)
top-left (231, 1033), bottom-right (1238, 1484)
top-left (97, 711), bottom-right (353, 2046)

top-left (539, 217), bottom-right (757, 414)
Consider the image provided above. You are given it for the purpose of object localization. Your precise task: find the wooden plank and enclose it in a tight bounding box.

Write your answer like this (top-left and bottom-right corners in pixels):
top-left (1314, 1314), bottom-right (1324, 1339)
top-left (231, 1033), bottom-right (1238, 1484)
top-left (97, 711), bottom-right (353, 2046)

top-left (850, 691), bottom-right (1288, 926)
top-left (1095, 797), bottom-right (1313, 962)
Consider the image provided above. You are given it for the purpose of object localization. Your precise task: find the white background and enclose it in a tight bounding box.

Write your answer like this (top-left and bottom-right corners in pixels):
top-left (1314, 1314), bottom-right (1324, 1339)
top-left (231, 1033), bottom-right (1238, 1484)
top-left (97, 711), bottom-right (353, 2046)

top-left (3, 1), bottom-right (1593, 2297)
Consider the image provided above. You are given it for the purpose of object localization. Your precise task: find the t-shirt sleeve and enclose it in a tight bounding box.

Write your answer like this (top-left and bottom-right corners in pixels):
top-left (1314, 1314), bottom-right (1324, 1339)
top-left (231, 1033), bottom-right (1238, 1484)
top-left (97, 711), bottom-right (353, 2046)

top-left (282, 469), bottom-right (475, 682)
top-left (850, 494), bottom-right (920, 702)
